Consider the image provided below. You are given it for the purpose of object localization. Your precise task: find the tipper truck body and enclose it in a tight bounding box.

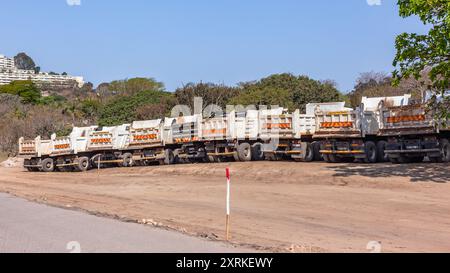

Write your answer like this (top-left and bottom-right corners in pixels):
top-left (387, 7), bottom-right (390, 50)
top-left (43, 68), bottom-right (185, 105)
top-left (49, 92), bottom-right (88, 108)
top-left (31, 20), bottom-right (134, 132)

top-left (381, 92), bottom-right (450, 163)
top-left (314, 95), bottom-right (411, 163)
top-left (202, 109), bottom-right (263, 162)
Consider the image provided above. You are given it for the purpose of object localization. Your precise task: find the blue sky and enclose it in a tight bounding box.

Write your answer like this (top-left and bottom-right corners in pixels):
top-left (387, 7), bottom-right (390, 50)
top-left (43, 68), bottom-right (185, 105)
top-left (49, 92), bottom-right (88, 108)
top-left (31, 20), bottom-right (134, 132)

top-left (0, 0), bottom-right (428, 93)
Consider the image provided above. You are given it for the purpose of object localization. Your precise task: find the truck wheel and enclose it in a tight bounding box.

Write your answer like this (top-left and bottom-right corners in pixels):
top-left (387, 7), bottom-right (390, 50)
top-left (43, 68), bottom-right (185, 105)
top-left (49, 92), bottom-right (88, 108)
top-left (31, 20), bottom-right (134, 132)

top-left (303, 142), bottom-right (315, 162)
top-left (322, 154), bottom-right (330, 163)
top-left (164, 149), bottom-right (175, 165)
top-left (120, 153), bottom-right (133, 167)
top-left (376, 141), bottom-right (389, 163)
top-left (41, 158), bottom-right (55, 172)
top-left (24, 159), bottom-right (34, 172)
top-left (265, 153), bottom-right (276, 161)
top-left (441, 139), bottom-right (450, 163)
top-left (312, 142), bottom-right (322, 161)
top-left (75, 157), bottom-right (90, 172)
top-left (207, 155), bottom-right (216, 163)
top-left (363, 141), bottom-right (377, 164)
top-left (328, 154), bottom-right (340, 163)
top-left (237, 143), bottom-right (252, 162)
top-left (251, 143), bottom-right (264, 161)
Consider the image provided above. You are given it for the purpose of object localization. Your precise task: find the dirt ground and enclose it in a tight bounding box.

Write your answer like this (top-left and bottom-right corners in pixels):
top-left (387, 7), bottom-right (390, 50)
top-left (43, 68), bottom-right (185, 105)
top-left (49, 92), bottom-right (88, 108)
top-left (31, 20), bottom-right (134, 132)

top-left (0, 161), bottom-right (449, 253)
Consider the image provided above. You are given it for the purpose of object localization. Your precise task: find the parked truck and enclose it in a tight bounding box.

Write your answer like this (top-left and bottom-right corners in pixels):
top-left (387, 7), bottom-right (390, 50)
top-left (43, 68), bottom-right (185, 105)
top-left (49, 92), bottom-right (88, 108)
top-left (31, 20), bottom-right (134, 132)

top-left (314, 95), bottom-right (411, 163)
top-left (20, 126), bottom-right (98, 172)
top-left (165, 114), bottom-right (208, 163)
top-left (260, 103), bottom-right (348, 162)
top-left (380, 92), bottom-right (450, 163)
top-left (202, 109), bottom-right (264, 162)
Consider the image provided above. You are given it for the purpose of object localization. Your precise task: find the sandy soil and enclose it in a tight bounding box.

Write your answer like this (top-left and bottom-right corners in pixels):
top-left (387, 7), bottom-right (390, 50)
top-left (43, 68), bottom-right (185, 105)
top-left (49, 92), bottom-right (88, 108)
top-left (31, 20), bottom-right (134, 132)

top-left (0, 161), bottom-right (449, 253)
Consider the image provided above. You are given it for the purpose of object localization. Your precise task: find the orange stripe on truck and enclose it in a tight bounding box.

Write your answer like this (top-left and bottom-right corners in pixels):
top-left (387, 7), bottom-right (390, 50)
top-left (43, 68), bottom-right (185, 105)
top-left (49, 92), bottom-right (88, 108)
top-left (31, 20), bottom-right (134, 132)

top-left (203, 129), bottom-right (227, 135)
top-left (321, 122), bottom-right (353, 128)
top-left (54, 144), bottom-right (70, 149)
top-left (133, 134), bottom-right (158, 140)
top-left (90, 138), bottom-right (112, 144)
top-left (264, 123), bottom-right (292, 129)
top-left (386, 115), bottom-right (426, 123)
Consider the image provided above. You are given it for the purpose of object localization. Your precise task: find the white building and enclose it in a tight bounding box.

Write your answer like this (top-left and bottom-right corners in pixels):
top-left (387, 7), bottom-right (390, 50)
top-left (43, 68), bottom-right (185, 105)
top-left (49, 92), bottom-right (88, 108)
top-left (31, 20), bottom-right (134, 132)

top-left (0, 54), bottom-right (85, 88)
top-left (0, 55), bottom-right (15, 70)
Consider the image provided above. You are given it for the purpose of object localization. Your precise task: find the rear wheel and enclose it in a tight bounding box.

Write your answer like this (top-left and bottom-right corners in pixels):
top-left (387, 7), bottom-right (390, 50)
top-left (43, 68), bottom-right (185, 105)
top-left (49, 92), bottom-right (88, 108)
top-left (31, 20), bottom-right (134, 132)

top-left (237, 143), bottom-right (252, 162)
top-left (312, 142), bottom-right (322, 161)
top-left (41, 158), bottom-right (55, 172)
top-left (322, 154), bottom-right (331, 163)
top-left (363, 141), bottom-right (377, 163)
top-left (441, 139), bottom-right (450, 163)
top-left (251, 143), bottom-right (264, 161)
top-left (328, 154), bottom-right (341, 163)
top-left (120, 153), bottom-right (133, 167)
top-left (303, 142), bottom-right (315, 162)
top-left (164, 149), bottom-right (175, 165)
top-left (74, 157), bottom-right (90, 172)
top-left (376, 141), bottom-right (388, 163)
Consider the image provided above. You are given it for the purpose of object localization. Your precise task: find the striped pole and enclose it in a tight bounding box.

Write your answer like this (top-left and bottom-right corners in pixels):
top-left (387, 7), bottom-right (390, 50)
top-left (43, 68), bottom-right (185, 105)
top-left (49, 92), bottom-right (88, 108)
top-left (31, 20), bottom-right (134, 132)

top-left (226, 167), bottom-right (231, 241)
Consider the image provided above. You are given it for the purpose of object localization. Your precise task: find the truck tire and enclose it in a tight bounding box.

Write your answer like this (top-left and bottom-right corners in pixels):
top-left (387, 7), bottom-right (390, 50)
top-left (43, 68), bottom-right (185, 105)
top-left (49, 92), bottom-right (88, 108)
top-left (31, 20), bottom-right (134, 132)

top-left (251, 143), bottom-right (264, 161)
top-left (164, 149), bottom-right (175, 165)
top-left (41, 158), bottom-right (55, 172)
top-left (441, 139), bottom-right (450, 163)
top-left (120, 153), bottom-right (133, 167)
top-left (328, 154), bottom-right (340, 163)
top-left (323, 154), bottom-right (331, 163)
top-left (303, 142), bottom-right (315, 162)
top-left (376, 141), bottom-right (388, 163)
top-left (237, 143), bottom-right (252, 162)
top-left (91, 154), bottom-right (103, 169)
top-left (363, 141), bottom-right (377, 164)
top-left (74, 157), bottom-right (90, 172)
top-left (24, 159), bottom-right (34, 172)
top-left (312, 142), bottom-right (322, 161)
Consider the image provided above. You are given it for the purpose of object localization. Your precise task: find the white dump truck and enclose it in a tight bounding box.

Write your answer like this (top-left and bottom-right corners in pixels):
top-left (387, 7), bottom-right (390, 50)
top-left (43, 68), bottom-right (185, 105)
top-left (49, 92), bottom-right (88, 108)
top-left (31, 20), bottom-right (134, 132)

top-left (314, 95), bottom-right (411, 163)
top-left (87, 120), bottom-right (178, 168)
top-left (164, 114), bottom-right (207, 162)
top-left (20, 126), bottom-right (98, 172)
top-left (260, 103), bottom-right (340, 162)
top-left (202, 109), bottom-right (263, 162)
top-left (381, 91), bottom-right (450, 163)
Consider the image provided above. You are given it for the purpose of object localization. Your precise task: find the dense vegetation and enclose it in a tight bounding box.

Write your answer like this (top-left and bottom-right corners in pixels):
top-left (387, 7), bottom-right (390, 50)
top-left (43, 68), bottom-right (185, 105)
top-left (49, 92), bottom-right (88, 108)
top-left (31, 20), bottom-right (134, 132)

top-left (393, 0), bottom-right (450, 118)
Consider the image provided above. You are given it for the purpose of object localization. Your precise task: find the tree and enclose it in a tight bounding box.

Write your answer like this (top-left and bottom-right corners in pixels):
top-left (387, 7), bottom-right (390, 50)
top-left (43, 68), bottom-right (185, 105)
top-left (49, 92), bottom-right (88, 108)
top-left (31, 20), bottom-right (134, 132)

top-left (175, 82), bottom-right (241, 111)
top-left (0, 80), bottom-right (41, 104)
top-left (108, 77), bottom-right (164, 95)
top-left (231, 73), bottom-right (343, 112)
top-left (348, 71), bottom-right (424, 108)
top-left (393, 0), bottom-right (450, 117)
top-left (98, 89), bottom-right (174, 126)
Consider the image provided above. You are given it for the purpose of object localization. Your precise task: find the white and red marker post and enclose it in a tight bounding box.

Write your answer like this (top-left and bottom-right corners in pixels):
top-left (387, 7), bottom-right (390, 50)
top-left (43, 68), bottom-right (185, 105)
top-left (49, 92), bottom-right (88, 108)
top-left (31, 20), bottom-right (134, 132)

top-left (225, 167), bottom-right (231, 241)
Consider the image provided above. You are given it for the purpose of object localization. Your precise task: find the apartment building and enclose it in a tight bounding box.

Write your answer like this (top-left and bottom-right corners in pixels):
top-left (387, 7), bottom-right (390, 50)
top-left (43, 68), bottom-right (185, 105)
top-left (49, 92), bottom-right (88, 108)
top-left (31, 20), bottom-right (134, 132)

top-left (0, 54), bottom-right (85, 88)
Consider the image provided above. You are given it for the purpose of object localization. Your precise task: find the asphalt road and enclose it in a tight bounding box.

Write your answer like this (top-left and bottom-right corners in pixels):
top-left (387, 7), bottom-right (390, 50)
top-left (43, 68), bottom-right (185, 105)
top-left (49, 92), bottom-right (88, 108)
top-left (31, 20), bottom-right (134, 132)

top-left (0, 193), bottom-right (242, 253)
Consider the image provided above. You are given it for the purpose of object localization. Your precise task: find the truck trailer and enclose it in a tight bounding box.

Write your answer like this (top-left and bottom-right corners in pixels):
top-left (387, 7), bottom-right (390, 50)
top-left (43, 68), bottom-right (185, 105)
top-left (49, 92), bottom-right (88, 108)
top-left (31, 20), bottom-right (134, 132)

top-left (202, 109), bottom-right (264, 162)
top-left (380, 92), bottom-right (450, 163)
top-left (314, 95), bottom-right (411, 163)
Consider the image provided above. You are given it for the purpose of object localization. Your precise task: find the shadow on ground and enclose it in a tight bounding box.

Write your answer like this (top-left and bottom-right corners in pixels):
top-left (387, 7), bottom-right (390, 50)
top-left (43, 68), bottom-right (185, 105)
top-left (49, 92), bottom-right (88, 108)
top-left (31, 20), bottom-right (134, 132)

top-left (327, 163), bottom-right (450, 183)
